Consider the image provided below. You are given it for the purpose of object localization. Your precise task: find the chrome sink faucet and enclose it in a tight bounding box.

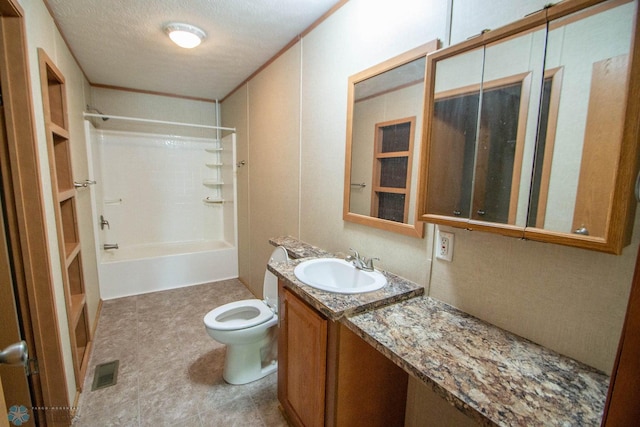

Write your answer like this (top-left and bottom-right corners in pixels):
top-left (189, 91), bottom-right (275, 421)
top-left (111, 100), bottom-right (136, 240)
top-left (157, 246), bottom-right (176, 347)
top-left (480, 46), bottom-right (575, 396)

top-left (346, 248), bottom-right (379, 272)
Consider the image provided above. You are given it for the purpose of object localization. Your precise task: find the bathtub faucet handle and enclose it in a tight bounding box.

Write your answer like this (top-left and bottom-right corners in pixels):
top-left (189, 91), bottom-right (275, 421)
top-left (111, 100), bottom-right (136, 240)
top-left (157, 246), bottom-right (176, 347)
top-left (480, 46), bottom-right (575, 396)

top-left (100, 215), bottom-right (110, 230)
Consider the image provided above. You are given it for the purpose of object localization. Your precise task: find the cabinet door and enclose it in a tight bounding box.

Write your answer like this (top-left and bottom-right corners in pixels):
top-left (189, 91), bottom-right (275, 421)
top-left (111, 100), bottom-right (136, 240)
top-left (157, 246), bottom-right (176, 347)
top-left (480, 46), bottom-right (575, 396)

top-left (279, 288), bottom-right (327, 427)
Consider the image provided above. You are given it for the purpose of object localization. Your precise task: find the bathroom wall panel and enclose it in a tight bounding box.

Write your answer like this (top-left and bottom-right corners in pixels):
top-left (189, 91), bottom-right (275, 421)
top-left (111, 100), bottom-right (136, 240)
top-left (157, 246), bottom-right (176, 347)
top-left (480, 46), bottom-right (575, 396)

top-left (221, 85), bottom-right (251, 288)
top-left (449, 0), bottom-right (553, 44)
top-left (246, 44), bottom-right (301, 297)
top-left (90, 87), bottom-right (216, 137)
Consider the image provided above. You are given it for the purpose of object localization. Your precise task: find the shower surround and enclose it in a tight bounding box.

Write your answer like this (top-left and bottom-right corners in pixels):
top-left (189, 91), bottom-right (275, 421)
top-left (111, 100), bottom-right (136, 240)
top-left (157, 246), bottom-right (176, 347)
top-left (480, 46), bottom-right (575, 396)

top-left (86, 122), bottom-right (238, 299)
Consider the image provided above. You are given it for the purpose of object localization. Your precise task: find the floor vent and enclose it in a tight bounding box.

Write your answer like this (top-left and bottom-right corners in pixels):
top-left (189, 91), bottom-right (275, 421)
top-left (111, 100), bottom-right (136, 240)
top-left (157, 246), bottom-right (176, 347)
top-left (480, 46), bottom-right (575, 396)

top-left (91, 360), bottom-right (119, 391)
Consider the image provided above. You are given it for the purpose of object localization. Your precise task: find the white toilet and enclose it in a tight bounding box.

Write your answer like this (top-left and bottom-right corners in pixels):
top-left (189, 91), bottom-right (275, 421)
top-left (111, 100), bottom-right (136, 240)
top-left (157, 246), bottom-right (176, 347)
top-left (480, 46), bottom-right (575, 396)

top-left (204, 246), bottom-right (288, 385)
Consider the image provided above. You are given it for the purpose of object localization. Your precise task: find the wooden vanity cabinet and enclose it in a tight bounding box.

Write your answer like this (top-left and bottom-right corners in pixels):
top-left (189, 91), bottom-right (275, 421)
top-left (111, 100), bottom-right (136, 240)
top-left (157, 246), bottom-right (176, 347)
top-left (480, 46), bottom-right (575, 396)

top-left (278, 280), bottom-right (408, 427)
top-left (279, 285), bottom-right (328, 427)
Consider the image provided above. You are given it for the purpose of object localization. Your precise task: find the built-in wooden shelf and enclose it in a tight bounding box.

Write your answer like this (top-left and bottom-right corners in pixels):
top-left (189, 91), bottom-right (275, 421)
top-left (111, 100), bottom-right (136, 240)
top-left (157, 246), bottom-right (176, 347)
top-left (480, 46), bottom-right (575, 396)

top-left (58, 188), bottom-right (75, 202)
top-left (49, 122), bottom-right (69, 139)
top-left (70, 293), bottom-right (86, 327)
top-left (39, 48), bottom-right (92, 393)
top-left (65, 241), bottom-right (80, 264)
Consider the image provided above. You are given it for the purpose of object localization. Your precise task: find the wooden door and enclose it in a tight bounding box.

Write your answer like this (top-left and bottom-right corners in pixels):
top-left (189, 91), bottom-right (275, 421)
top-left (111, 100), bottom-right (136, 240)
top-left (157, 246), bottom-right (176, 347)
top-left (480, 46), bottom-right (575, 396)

top-left (601, 244), bottom-right (640, 425)
top-left (278, 286), bottom-right (327, 427)
top-left (0, 379), bottom-right (9, 427)
top-left (0, 106), bottom-right (34, 426)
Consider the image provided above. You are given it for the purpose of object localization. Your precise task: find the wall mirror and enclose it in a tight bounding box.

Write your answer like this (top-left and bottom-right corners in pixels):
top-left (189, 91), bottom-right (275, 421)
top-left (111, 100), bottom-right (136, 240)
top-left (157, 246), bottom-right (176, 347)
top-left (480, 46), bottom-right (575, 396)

top-left (343, 40), bottom-right (438, 237)
top-left (418, 0), bottom-right (639, 253)
top-left (526, 0), bottom-right (636, 239)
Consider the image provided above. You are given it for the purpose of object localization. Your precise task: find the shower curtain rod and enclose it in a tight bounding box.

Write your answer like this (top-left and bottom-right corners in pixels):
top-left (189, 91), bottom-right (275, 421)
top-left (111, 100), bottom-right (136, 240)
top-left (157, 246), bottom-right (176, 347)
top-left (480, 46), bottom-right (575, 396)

top-left (83, 112), bottom-right (236, 132)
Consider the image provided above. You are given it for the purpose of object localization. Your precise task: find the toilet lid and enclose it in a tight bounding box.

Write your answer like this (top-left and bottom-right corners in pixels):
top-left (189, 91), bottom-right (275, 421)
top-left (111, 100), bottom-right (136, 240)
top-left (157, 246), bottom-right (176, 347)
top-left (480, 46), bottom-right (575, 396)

top-left (203, 299), bottom-right (274, 331)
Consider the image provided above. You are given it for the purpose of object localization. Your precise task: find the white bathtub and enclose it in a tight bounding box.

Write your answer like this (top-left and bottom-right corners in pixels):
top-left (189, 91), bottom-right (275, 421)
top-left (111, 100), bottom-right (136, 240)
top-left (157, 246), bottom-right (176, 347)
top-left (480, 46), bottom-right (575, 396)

top-left (98, 240), bottom-right (238, 300)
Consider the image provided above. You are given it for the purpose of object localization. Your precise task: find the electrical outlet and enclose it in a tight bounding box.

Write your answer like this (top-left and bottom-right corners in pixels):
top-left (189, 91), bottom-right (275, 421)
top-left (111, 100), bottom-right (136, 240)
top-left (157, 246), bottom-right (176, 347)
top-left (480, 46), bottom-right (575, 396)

top-left (436, 229), bottom-right (454, 262)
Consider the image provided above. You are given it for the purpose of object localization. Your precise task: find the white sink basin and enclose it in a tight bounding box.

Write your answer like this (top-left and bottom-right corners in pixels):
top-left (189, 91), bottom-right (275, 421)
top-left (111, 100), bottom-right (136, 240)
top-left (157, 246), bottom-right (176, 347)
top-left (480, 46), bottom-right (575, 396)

top-left (293, 258), bottom-right (387, 294)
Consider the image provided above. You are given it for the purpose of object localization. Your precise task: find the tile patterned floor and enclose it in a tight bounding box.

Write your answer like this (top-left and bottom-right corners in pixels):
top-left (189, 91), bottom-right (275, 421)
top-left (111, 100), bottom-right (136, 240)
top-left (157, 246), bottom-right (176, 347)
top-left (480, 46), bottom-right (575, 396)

top-left (73, 279), bottom-right (288, 427)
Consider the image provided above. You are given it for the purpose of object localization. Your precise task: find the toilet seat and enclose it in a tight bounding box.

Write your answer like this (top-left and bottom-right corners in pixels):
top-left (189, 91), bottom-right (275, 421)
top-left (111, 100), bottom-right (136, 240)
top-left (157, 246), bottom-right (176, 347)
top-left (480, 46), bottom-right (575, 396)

top-left (204, 299), bottom-right (274, 331)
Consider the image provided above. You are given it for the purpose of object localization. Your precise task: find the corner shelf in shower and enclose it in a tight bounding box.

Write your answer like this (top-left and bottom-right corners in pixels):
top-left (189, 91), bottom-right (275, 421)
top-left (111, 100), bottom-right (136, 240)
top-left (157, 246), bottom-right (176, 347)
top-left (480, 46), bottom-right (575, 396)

top-left (205, 147), bottom-right (223, 152)
top-left (203, 197), bottom-right (225, 204)
top-left (39, 48), bottom-right (92, 392)
top-left (206, 162), bottom-right (224, 167)
top-left (203, 179), bottom-right (224, 186)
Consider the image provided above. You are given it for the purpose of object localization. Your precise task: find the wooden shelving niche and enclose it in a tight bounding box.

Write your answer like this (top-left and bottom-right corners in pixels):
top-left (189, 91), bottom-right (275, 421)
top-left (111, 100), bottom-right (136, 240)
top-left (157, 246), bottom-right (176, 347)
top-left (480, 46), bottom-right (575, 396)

top-left (38, 48), bottom-right (92, 391)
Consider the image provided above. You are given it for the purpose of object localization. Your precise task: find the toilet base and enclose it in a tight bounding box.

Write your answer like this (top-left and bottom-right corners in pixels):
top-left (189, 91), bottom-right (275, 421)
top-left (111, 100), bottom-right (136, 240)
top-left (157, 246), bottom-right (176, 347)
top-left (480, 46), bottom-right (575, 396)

top-left (223, 337), bottom-right (278, 385)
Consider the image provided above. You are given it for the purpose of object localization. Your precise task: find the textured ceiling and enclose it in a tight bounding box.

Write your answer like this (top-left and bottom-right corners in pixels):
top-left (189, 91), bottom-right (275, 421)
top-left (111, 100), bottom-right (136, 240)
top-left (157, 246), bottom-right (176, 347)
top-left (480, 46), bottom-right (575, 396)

top-left (45, 0), bottom-right (342, 101)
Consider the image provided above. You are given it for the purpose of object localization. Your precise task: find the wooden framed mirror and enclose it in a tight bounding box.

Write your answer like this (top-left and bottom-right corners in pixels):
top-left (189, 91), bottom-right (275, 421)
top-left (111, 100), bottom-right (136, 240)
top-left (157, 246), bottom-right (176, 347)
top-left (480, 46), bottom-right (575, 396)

top-left (343, 40), bottom-right (438, 238)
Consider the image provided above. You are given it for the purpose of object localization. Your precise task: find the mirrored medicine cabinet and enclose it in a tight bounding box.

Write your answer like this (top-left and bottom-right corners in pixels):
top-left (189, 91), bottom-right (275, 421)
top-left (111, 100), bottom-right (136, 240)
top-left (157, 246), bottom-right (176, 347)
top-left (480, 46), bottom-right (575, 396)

top-left (417, 0), bottom-right (640, 254)
top-left (343, 40), bottom-right (439, 238)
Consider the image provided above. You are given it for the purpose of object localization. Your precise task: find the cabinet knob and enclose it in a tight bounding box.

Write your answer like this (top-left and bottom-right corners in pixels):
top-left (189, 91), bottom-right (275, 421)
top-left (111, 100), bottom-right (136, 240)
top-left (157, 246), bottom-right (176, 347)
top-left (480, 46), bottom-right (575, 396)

top-left (453, 210), bottom-right (461, 216)
top-left (574, 227), bottom-right (589, 236)
top-left (476, 210), bottom-right (486, 216)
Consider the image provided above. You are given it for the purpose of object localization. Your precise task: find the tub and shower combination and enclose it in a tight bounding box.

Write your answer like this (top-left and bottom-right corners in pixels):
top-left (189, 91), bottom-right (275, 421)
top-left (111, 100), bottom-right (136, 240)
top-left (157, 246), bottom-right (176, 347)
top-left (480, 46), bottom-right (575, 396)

top-left (83, 113), bottom-right (238, 300)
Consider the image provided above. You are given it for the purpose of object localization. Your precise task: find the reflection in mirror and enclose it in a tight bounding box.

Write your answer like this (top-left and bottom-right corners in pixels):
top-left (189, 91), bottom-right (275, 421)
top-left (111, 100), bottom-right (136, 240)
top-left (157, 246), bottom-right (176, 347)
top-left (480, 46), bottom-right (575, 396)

top-left (425, 27), bottom-right (547, 227)
top-left (527, 0), bottom-right (636, 238)
top-left (350, 60), bottom-right (423, 223)
top-left (371, 117), bottom-right (416, 222)
top-left (344, 41), bottom-right (438, 237)
top-left (528, 69), bottom-right (563, 228)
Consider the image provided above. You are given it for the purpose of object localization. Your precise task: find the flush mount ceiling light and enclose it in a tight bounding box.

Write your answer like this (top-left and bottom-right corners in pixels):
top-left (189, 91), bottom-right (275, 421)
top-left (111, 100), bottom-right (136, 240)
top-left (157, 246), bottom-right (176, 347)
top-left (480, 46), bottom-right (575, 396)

top-left (164, 23), bottom-right (206, 49)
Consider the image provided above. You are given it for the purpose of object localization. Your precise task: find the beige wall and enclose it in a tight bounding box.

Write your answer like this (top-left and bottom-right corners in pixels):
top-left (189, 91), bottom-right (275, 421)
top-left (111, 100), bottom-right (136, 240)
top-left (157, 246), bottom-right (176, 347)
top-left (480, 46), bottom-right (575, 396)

top-left (230, 44), bottom-right (302, 296)
top-left (222, 0), bottom-right (636, 422)
top-left (17, 0), bottom-right (99, 401)
top-left (89, 87), bottom-right (217, 136)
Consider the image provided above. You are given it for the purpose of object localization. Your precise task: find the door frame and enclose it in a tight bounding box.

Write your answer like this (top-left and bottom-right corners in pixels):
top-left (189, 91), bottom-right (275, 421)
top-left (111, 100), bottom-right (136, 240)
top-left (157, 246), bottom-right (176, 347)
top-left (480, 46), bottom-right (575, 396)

top-left (0, 0), bottom-right (71, 424)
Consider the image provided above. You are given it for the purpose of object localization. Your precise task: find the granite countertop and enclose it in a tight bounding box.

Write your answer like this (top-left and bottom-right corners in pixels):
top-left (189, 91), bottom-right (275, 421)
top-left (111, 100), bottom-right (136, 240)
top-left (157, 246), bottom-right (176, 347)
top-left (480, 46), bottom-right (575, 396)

top-left (344, 296), bottom-right (610, 427)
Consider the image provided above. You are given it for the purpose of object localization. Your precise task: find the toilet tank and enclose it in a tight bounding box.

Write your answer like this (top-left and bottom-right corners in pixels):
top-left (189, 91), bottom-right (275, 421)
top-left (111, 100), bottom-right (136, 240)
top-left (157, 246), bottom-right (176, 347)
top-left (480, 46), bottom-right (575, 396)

top-left (263, 246), bottom-right (288, 311)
